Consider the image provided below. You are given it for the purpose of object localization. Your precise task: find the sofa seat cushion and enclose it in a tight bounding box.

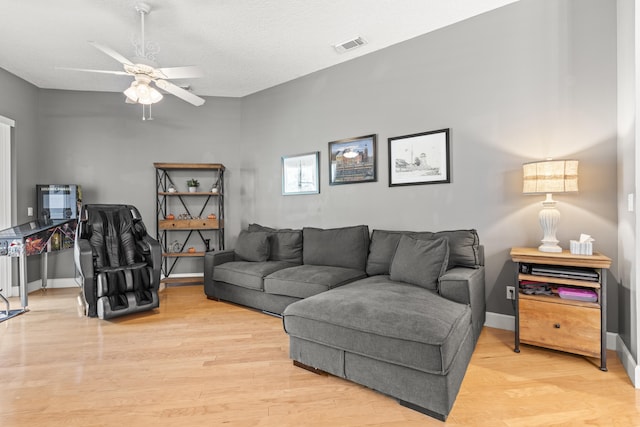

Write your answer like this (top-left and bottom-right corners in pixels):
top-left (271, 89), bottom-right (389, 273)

top-left (264, 265), bottom-right (366, 299)
top-left (283, 275), bottom-right (472, 374)
top-left (213, 261), bottom-right (296, 291)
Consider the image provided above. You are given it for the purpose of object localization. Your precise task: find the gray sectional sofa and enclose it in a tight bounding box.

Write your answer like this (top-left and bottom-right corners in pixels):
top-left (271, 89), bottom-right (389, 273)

top-left (204, 224), bottom-right (485, 421)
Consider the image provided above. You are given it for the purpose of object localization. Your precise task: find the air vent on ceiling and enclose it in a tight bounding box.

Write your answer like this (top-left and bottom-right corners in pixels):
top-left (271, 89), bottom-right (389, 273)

top-left (333, 36), bottom-right (367, 53)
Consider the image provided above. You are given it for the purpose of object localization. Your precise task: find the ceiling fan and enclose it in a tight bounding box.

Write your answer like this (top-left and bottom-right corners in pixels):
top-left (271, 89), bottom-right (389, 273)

top-left (58, 2), bottom-right (205, 108)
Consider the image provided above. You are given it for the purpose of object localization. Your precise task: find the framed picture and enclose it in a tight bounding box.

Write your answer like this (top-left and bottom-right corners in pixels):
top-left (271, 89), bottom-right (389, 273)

top-left (388, 128), bottom-right (450, 187)
top-left (282, 152), bottom-right (320, 195)
top-left (328, 134), bottom-right (377, 185)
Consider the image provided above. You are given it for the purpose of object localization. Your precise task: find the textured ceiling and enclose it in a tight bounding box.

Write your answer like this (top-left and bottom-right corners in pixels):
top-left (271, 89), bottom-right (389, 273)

top-left (0, 0), bottom-right (518, 98)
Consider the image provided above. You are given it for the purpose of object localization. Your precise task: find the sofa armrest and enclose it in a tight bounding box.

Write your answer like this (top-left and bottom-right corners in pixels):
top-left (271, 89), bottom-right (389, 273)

top-left (439, 266), bottom-right (485, 342)
top-left (204, 250), bottom-right (236, 298)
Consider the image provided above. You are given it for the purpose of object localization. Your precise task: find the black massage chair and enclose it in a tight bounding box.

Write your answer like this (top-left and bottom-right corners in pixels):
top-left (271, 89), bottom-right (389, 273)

top-left (74, 204), bottom-right (161, 319)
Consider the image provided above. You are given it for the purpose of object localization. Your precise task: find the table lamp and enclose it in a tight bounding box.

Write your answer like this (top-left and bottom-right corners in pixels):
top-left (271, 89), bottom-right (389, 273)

top-left (522, 159), bottom-right (579, 253)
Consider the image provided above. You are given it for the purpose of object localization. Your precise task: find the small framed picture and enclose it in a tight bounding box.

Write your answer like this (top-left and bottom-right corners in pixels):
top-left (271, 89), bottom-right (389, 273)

top-left (388, 128), bottom-right (450, 187)
top-left (328, 134), bottom-right (377, 185)
top-left (282, 152), bottom-right (320, 195)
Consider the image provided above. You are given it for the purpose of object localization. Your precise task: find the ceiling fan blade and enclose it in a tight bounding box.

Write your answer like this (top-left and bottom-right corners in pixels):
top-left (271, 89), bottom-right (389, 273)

top-left (55, 66), bottom-right (130, 76)
top-left (157, 66), bottom-right (205, 80)
top-left (88, 41), bottom-right (134, 66)
top-left (155, 79), bottom-right (205, 106)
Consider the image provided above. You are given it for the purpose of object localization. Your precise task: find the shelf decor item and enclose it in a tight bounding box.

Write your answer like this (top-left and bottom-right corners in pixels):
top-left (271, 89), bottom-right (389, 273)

top-left (328, 134), bottom-right (377, 185)
top-left (210, 177), bottom-right (220, 193)
top-left (187, 178), bottom-right (200, 193)
top-left (522, 159), bottom-right (579, 253)
top-left (388, 128), bottom-right (450, 187)
top-left (169, 240), bottom-right (182, 253)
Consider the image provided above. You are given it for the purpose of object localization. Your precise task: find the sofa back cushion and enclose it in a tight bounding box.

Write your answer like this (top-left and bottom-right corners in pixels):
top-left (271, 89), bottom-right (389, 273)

top-left (303, 225), bottom-right (370, 270)
top-left (235, 230), bottom-right (270, 262)
top-left (389, 235), bottom-right (449, 290)
top-left (248, 224), bottom-right (303, 264)
top-left (366, 229), bottom-right (480, 275)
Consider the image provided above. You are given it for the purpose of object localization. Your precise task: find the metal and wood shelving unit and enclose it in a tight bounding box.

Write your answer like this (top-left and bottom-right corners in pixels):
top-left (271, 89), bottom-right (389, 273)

top-left (154, 163), bottom-right (225, 284)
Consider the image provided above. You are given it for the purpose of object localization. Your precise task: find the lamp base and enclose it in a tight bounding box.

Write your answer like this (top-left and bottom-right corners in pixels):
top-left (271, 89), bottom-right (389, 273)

top-left (538, 242), bottom-right (562, 253)
top-left (538, 194), bottom-right (562, 253)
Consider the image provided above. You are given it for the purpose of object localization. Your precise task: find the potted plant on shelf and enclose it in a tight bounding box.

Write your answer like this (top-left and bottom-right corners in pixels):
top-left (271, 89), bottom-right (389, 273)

top-left (187, 179), bottom-right (200, 193)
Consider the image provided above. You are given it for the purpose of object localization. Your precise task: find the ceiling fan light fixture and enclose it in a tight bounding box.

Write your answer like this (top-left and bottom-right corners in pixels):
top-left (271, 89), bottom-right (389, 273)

top-left (124, 82), bottom-right (140, 103)
top-left (124, 80), bottom-right (163, 105)
top-left (137, 83), bottom-right (163, 105)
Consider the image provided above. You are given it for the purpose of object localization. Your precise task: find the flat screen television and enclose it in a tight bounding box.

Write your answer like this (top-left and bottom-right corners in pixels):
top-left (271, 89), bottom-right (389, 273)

top-left (36, 184), bottom-right (81, 220)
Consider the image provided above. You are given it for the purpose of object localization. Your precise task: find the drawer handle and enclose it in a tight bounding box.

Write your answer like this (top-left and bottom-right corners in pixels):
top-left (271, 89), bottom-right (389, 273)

top-left (554, 323), bottom-right (561, 329)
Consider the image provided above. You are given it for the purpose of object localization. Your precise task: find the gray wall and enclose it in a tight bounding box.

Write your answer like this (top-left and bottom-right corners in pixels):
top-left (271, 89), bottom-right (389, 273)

top-left (0, 68), bottom-right (40, 286)
top-left (240, 0), bottom-right (619, 320)
top-left (33, 90), bottom-right (242, 278)
top-left (0, 68), bottom-right (39, 224)
top-left (1, 0), bottom-right (621, 326)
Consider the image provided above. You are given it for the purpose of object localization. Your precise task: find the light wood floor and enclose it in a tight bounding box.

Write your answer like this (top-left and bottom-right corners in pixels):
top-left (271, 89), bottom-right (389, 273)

top-left (1, 286), bottom-right (639, 426)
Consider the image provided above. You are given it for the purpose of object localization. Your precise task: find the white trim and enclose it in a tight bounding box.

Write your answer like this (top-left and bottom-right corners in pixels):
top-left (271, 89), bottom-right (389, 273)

top-left (0, 116), bottom-right (13, 298)
top-left (161, 272), bottom-right (204, 280)
top-left (484, 311), bottom-right (515, 331)
top-left (0, 116), bottom-right (15, 127)
top-left (11, 277), bottom-right (79, 295)
top-left (616, 334), bottom-right (640, 388)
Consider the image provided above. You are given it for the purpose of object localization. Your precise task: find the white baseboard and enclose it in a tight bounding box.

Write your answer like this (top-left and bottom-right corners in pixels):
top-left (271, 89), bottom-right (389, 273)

top-left (484, 311), bottom-right (515, 331)
top-left (11, 277), bottom-right (79, 296)
top-left (615, 334), bottom-right (640, 388)
top-left (484, 311), bottom-right (619, 352)
top-left (161, 272), bottom-right (204, 280)
top-left (10, 272), bottom-right (205, 295)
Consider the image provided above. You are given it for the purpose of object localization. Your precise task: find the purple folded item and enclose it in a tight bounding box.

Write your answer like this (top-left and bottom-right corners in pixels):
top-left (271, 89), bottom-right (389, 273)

top-left (557, 287), bottom-right (598, 302)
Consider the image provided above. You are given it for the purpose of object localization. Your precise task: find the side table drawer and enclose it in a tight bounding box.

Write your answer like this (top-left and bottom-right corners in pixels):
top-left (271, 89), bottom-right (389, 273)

top-left (519, 297), bottom-right (600, 358)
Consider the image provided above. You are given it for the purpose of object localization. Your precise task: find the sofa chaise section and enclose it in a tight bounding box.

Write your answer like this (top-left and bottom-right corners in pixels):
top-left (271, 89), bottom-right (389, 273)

top-left (282, 229), bottom-right (485, 421)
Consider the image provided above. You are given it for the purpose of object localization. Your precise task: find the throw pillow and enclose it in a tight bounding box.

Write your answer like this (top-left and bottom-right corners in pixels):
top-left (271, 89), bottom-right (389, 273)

top-left (248, 223), bottom-right (303, 264)
top-left (235, 230), bottom-right (270, 262)
top-left (366, 229), bottom-right (434, 275)
top-left (432, 229), bottom-right (480, 269)
top-left (389, 235), bottom-right (449, 290)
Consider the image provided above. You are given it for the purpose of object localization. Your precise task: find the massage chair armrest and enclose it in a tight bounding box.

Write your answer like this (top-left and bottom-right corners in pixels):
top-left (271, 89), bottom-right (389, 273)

top-left (74, 238), bottom-right (98, 316)
top-left (74, 238), bottom-right (94, 284)
top-left (139, 235), bottom-right (162, 289)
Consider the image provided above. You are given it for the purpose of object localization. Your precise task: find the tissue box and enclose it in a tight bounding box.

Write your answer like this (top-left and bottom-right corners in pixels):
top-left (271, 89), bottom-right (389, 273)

top-left (570, 240), bottom-right (593, 255)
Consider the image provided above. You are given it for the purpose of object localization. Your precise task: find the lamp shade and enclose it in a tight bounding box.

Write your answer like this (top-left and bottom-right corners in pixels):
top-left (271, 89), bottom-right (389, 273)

top-left (522, 160), bottom-right (579, 194)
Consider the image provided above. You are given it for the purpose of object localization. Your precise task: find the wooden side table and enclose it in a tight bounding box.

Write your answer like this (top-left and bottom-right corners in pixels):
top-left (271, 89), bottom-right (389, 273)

top-left (510, 247), bottom-right (612, 371)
